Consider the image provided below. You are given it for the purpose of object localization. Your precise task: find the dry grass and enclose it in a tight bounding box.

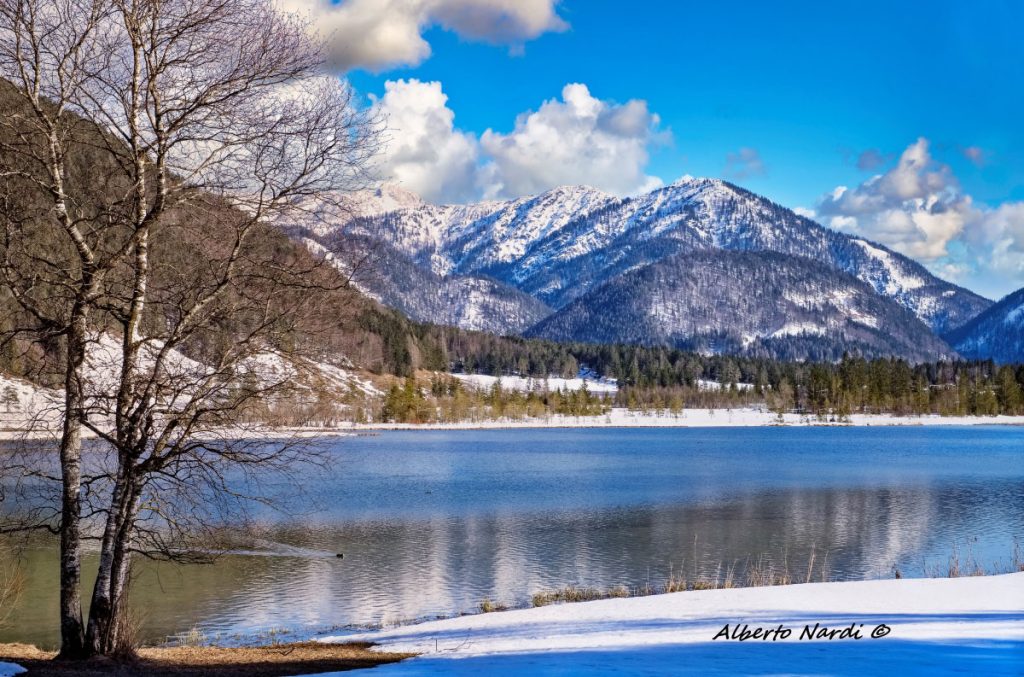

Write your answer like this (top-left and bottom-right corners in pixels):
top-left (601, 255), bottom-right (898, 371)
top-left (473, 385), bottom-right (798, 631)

top-left (478, 598), bottom-right (509, 613)
top-left (531, 586), bottom-right (610, 607)
top-left (922, 541), bottom-right (1017, 579)
top-left (0, 641), bottom-right (414, 676)
top-left (530, 549), bottom-right (834, 608)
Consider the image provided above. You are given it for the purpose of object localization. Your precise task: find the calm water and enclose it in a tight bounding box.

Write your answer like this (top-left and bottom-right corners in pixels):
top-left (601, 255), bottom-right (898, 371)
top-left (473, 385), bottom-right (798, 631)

top-left (4, 426), bottom-right (1024, 647)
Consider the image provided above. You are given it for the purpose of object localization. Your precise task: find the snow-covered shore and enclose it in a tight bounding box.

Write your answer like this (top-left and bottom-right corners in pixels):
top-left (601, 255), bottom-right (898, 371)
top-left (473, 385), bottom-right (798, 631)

top-left (317, 573), bottom-right (1024, 675)
top-left (345, 407), bottom-right (1024, 431)
top-left (4, 407), bottom-right (1024, 440)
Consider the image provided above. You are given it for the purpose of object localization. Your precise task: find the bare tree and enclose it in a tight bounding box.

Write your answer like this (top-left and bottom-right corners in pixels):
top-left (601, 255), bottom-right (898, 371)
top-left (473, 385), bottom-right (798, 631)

top-left (0, 0), bottom-right (377, 658)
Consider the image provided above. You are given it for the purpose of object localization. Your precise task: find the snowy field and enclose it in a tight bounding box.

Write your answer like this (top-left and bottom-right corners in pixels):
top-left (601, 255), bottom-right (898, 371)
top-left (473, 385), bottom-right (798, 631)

top-left (451, 372), bottom-right (620, 394)
top-left (314, 573), bottom-right (1024, 676)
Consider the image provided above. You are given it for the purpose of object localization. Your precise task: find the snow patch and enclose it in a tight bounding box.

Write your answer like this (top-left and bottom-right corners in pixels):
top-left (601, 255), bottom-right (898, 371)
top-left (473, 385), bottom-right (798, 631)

top-left (696, 379), bottom-right (755, 392)
top-left (771, 322), bottom-right (826, 338)
top-left (316, 573), bottom-right (1024, 676)
top-left (853, 239), bottom-right (926, 293)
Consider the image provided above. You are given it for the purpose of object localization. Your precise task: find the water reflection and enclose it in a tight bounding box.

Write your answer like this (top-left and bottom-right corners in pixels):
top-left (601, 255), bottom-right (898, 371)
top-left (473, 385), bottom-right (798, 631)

top-left (2, 428), bottom-right (1022, 647)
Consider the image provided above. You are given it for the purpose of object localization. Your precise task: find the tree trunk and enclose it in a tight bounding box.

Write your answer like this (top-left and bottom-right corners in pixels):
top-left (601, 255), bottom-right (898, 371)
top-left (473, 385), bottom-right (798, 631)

top-left (84, 478), bottom-right (140, 657)
top-left (56, 308), bottom-right (88, 658)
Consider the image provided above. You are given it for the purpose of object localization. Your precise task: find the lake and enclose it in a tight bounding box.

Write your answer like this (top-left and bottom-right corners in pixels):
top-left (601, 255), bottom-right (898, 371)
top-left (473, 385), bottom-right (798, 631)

top-left (4, 426), bottom-right (1023, 647)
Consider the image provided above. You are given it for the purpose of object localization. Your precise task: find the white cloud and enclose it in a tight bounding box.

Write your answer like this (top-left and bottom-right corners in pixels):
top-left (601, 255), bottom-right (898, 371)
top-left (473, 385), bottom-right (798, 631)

top-left (372, 81), bottom-right (668, 202)
top-left (478, 84), bottom-right (666, 198)
top-left (723, 147), bottom-right (766, 180)
top-left (369, 79), bottom-right (480, 204)
top-left (278, 0), bottom-right (566, 72)
top-left (817, 138), bottom-right (1024, 291)
top-left (817, 138), bottom-right (970, 261)
top-left (970, 201), bottom-right (1024, 279)
top-left (793, 207), bottom-right (817, 219)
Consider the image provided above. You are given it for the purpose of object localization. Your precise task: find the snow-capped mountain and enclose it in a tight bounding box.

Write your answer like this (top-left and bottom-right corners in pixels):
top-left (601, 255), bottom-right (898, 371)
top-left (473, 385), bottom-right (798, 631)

top-left (944, 287), bottom-right (1024, 364)
top-left (290, 178), bottom-right (993, 361)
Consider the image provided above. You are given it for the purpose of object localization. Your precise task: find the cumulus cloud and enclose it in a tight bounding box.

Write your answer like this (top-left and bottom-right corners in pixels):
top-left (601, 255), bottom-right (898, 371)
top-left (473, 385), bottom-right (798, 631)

top-left (818, 138), bottom-right (970, 261)
top-left (278, 0), bottom-right (566, 72)
top-left (817, 138), bottom-right (1024, 289)
top-left (369, 80), bottom-right (480, 204)
top-left (370, 81), bottom-right (667, 203)
top-left (723, 147), bottom-right (766, 180)
top-left (479, 83), bottom-right (667, 198)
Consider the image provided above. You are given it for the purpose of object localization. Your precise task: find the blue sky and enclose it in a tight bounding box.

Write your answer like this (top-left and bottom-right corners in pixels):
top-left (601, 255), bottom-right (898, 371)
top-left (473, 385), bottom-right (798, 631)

top-left (294, 0), bottom-right (1023, 299)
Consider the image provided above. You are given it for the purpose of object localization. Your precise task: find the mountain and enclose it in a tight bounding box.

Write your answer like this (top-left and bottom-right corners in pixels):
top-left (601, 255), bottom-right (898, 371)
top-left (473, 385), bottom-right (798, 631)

top-left (944, 288), bottom-right (1024, 363)
top-left (526, 250), bottom-right (956, 362)
top-left (311, 233), bottom-right (552, 334)
top-left (488, 179), bottom-right (989, 336)
top-left (294, 178), bottom-right (993, 361)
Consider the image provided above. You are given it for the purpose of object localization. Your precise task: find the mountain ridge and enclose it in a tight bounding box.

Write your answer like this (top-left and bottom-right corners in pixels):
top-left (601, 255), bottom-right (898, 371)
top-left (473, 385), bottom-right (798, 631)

top-left (292, 177), bottom-right (994, 362)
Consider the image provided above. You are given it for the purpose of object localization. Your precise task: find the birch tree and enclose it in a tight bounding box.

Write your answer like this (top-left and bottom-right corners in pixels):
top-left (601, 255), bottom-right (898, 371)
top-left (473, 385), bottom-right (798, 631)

top-left (0, 0), bottom-right (377, 658)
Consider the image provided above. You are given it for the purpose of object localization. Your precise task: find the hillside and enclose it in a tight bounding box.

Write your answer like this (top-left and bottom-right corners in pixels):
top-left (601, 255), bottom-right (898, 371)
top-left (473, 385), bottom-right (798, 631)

top-left (945, 287), bottom-right (1024, 363)
top-left (525, 250), bottom-right (955, 362)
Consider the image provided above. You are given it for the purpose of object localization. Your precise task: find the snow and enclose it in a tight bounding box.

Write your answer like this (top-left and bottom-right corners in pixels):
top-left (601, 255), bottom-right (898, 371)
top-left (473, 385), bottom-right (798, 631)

top-left (0, 337), bottom-right (378, 439)
top-left (452, 373), bottom-right (619, 395)
top-left (348, 407), bottom-right (1024, 431)
top-left (314, 573), bottom-right (1024, 676)
top-left (853, 239), bottom-right (927, 294)
top-left (0, 663), bottom-right (24, 677)
top-left (696, 379), bottom-right (755, 392)
top-left (0, 373), bottom-right (62, 433)
top-left (771, 322), bottom-right (826, 338)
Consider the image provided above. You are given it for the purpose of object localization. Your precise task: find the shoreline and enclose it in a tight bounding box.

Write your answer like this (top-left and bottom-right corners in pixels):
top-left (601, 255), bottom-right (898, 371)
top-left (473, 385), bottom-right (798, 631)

top-left (3, 573), bottom-right (1021, 675)
top-left (3, 407), bottom-right (1024, 440)
top-left (342, 407), bottom-right (1024, 431)
top-left (319, 572), bottom-right (1024, 675)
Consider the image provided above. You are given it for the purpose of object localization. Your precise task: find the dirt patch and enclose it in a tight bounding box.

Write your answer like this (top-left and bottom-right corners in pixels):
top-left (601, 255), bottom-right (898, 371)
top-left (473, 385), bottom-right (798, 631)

top-left (0, 641), bottom-right (413, 676)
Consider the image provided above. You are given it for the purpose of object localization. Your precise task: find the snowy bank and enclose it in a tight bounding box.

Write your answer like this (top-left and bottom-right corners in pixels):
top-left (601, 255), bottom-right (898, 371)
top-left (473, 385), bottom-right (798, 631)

top-left (317, 573), bottom-right (1024, 675)
top-left (348, 407), bottom-right (1024, 430)
top-left (5, 406), bottom-right (1024, 440)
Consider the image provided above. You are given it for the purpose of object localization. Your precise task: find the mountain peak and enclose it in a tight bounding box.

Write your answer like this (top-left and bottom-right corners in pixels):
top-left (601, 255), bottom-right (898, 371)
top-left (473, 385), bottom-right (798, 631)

top-left (364, 183), bottom-right (425, 211)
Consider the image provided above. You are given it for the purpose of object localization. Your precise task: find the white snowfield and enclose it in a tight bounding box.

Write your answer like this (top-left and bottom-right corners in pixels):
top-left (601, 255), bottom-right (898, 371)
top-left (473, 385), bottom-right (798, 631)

top-left (451, 372), bottom-right (620, 394)
top-left (316, 573), bottom-right (1024, 676)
